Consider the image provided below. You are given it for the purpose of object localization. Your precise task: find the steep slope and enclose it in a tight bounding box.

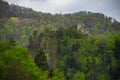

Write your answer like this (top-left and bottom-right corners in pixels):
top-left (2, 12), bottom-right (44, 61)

top-left (0, 1), bottom-right (120, 80)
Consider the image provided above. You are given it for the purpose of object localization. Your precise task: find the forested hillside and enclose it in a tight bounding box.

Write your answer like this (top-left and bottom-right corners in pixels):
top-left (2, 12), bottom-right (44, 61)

top-left (0, 0), bottom-right (120, 80)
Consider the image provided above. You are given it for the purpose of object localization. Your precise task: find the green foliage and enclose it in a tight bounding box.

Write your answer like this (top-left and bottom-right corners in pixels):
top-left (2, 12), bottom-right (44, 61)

top-left (0, 1), bottom-right (120, 79)
top-left (8, 17), bottom-right (19, 23)
top-left (0, 40), bottom-right (11, 52)
top-left (51, 69), bottom-right (66, 80)
top-left (0, 41), bottom-right (49, 80)
top-left (72, 71), bottom-right (86, 80)
top-left (0, 23), bottom-right (14, 40)
top-left (97, 74), bottom-right (111, 80)
top-left (1, 60), bottom-right (32, 80)
top-left (34, 50), bottom-right (49, 70)
top-left (1, 28), bottom-right (120, 80)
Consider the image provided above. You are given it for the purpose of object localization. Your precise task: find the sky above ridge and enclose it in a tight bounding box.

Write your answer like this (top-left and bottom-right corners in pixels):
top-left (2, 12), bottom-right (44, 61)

top-left (5, 0), bottom-right (120, 21)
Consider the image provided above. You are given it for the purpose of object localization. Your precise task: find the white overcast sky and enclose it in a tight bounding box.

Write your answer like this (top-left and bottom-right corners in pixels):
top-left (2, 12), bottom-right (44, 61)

top-left (5, 0), bottom-right (120, 22)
